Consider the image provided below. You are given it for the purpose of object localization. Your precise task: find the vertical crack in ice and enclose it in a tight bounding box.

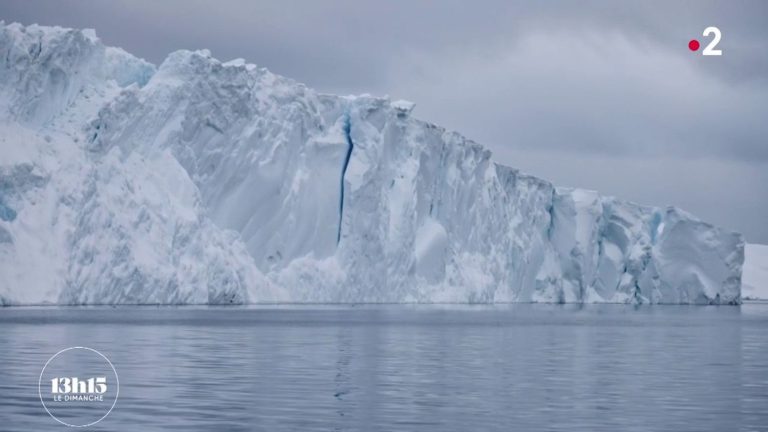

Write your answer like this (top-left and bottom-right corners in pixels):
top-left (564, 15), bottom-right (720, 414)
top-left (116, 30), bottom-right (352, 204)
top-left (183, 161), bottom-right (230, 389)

top-left (593, 205), bottom-right (606, 297)
top-left (0, 195), bottom-right (16, 222)
top-left (649, 211), bottom-right (662, 245)
top-left (594, 228), bottom-right (604, 299)
top-left (546, 189), bottom-right (556, 240)
top-left (337, 111), bottom-right (354, 244)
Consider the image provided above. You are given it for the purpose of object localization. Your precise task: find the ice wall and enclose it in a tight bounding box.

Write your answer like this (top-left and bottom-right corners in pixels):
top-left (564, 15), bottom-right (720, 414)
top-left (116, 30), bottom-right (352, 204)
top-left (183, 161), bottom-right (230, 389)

top-left (0, 23), bottom-right (744, 304)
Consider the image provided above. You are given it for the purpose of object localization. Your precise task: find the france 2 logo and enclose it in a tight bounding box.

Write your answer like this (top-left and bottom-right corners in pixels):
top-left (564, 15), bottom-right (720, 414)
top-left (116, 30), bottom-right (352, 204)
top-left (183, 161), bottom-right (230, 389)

top-left (689, 27), bottom-right (722, 56)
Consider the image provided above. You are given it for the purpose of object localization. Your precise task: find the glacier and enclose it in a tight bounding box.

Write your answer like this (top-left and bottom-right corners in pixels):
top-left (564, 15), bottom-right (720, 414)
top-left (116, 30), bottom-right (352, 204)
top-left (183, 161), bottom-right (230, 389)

top-left (743, 244), bottom-right (768, 300)
top-left (0, 23), bottom-right (745, 305)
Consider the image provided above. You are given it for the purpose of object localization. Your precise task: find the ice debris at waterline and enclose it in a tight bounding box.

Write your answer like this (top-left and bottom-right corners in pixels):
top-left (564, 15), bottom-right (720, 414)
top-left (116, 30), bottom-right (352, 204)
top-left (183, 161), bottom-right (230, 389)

top-left (0, 23), bottom-right (744, 305)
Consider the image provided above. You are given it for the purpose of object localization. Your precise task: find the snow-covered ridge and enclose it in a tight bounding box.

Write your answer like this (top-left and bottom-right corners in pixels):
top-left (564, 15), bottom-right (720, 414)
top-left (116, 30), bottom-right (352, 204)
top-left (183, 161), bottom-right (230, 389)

top-left (0, 23), bottom-right (745, 305)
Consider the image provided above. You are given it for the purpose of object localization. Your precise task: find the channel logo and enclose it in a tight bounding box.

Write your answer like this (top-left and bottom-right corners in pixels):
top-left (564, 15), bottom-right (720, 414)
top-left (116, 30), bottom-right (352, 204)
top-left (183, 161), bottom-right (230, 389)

top-left (689, 26), bottom-right (722, 55)
top-left (50, 376), bottom-right (108, 401)
top-left (39, 347), bottom-right (119, 427)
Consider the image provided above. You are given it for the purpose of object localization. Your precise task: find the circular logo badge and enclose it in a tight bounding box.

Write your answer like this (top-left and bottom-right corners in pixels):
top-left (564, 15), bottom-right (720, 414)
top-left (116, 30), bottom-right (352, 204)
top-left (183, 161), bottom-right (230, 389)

top-left (39, 347), bottom-right (119, 427)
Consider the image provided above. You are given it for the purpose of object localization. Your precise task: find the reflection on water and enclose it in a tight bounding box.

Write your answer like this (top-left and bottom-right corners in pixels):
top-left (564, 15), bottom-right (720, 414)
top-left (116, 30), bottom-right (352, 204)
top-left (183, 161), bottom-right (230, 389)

top-left (1, 304), bottom-right (767, 431)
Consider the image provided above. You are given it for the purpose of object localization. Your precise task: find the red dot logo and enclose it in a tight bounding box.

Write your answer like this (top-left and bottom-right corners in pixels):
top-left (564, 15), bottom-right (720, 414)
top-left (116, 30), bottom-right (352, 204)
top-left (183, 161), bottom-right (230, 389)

top-left (688, 39), bottom-right (700, 51)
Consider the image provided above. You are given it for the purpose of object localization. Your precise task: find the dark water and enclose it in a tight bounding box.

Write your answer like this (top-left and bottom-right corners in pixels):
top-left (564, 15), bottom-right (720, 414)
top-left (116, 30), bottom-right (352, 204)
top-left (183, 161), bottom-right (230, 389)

top-left (1, 304), bottom-right (767, 431)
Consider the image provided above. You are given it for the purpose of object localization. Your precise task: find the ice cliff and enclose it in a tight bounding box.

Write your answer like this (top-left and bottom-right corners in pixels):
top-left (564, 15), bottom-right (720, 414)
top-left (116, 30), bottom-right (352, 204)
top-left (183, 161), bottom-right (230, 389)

top-left (0, 23), bottom-right (745, 305)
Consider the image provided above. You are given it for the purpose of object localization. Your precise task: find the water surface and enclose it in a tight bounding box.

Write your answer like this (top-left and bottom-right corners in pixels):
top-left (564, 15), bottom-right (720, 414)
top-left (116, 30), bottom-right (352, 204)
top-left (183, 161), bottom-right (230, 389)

top-left (1, 304), bottom-right (766, 431)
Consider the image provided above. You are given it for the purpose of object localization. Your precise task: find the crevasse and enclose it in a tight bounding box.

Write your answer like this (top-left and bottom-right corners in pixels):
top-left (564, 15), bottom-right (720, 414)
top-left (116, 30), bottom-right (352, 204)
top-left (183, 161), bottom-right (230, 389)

top-left (338, 110), bottom-right (354, 244)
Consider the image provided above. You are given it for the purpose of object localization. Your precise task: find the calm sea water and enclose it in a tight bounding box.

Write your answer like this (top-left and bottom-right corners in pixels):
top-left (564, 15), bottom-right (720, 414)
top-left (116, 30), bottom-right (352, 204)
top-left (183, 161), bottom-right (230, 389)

top-left (0, 304), bottom-right (767, 431)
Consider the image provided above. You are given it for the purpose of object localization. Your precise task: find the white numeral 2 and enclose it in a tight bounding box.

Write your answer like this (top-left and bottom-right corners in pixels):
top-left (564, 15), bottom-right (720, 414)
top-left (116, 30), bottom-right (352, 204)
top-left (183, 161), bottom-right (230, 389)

top-left (702, 27), bottom-right (722, 56)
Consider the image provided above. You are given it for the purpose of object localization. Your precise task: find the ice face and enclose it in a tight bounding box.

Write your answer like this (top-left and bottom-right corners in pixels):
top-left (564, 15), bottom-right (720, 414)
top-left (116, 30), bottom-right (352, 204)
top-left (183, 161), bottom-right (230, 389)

top-left (0, 23), bottom-right (745, 305)
top-left (743, 244), bottom-right (768, 300)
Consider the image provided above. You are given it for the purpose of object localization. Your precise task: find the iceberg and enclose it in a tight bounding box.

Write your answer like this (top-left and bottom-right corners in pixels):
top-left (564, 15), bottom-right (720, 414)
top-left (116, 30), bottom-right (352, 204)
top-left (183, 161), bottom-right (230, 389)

top-left (743, 244), bottom-right (768, 300)
top-left (0, 23), bottom-right (744, 305)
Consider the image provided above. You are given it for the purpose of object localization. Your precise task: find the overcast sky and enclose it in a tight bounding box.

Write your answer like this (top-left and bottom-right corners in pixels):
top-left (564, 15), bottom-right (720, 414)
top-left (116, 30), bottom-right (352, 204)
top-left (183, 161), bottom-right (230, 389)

top-left (2, 0), bottom-right (767, 242)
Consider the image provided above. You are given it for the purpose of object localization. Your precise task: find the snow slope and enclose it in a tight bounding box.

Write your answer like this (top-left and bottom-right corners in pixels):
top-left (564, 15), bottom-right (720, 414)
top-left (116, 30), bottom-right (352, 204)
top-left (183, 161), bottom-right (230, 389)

top-left (743, 244), bottom-right (768, 300)
top-left (0, 23), bottom-right (745, 305)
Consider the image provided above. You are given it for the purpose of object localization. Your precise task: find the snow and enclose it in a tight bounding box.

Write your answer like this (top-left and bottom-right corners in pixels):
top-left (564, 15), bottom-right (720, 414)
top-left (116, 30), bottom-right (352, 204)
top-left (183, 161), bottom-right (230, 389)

top-left (743, 244), bottom-right (768, 300)
top-left (0, 23), bottom-right (747, 305)
top-left (391, 99), bottom-right (415, 116)
top-left (413, 217), bottom-right (449, 283)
